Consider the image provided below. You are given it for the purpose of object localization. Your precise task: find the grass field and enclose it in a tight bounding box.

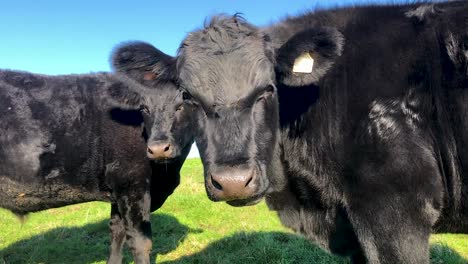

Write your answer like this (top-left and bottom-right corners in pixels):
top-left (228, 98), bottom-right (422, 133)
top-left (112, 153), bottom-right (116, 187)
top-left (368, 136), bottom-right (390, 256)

top-left (0, 158), bottom-right (467, 264)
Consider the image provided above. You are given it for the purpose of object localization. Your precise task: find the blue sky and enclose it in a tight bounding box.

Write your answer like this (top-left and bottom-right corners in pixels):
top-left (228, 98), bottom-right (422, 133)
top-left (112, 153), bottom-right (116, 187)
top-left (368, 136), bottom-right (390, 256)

top-left (0, 0), bottom-right (404, 75)
top-left (0, 0), bottom-right (407, 158)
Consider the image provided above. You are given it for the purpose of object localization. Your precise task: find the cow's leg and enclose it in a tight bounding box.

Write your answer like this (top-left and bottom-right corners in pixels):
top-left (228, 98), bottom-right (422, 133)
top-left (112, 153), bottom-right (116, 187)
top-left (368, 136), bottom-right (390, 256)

top-left (107, 161), bottom-right (153, 264)
top-left (344, 150), bottom-right (439, 264)
top-left (346, 195), bottom-right (432, 264)
top-left (117, 191), bottom-right (152, 264)
top-left (107, 204), bottom-right (126, 264)
top-left (343, 122), bottom-right (443, 264)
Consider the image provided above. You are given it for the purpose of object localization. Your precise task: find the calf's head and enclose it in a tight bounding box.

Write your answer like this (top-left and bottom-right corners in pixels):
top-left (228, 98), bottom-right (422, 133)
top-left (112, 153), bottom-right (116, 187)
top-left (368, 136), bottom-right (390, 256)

top-left (107, 42), bottom-right (197, 162)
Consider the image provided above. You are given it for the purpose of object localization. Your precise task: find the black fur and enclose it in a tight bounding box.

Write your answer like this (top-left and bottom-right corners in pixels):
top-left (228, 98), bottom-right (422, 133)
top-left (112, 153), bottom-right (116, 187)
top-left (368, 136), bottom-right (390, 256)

top-left (0, 68), bottom-right (195, 264)
top-left (115, 1), bottom-right (468, 263)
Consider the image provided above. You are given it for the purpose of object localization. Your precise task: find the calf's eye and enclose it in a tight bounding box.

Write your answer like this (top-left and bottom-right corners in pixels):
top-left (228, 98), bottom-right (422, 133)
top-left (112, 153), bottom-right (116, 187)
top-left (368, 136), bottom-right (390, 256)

top-left (176, 105), bottom-right (184, 112)
top-left (182, 91), bottom-right (192, 101)
top-left (139, 105), bottom-right (150, 114)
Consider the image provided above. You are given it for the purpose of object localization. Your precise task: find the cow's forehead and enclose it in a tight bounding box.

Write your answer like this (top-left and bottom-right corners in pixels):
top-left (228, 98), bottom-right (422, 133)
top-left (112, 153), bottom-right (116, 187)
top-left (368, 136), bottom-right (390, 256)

top-left (177, 15), bottom-right (274, 104)
top-left (179, 46), bottom-right (273, 104)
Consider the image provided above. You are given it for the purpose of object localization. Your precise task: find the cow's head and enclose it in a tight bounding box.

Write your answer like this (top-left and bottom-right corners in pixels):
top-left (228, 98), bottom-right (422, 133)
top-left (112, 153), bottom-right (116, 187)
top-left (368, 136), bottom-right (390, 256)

top-left (174, 16), bottom-right (343, 206)
top-left (107, 42), bottom-right (197, 163)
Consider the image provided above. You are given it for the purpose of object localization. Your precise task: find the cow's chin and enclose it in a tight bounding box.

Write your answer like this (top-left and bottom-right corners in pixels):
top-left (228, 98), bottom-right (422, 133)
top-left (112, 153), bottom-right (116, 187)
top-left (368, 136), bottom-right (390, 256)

top-left (224, 188), bottom-right (268, 207)
top-left (150, 156), bottom-right (179, 164)
top-left (226, 197), bottom-right (264, 207)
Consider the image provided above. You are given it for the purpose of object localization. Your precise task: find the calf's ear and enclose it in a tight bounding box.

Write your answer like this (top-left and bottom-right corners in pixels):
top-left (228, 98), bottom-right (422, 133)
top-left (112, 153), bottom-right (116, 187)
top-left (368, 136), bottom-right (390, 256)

top-left (275, 27), bottom-right (344, 87)
top-left (111, 41), bottom-right (176, 84)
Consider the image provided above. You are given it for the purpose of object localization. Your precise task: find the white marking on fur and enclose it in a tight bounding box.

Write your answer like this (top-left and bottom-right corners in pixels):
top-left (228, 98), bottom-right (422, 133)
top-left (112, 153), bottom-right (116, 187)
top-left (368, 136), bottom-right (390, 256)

top-left (400, 100), bottom-right (420, 128)
top-left (368, 101), bottom-right (397, 138)
top-left (105, 161), bottom-right (120, 175)
top-left (405, 5), bottom-right (435, 21)
top-left (49, 143), bottom-right (56, 153)
top-left (45, 169), bottom-right (60, 180)
top-left (445, 33), bottom-right (459, 64)
top-left (465, 47), bottom-right (468, 76)
top-left (16, 138), bottom-right (44, 173)
top-left (369, 93), bottom-right (421, 137)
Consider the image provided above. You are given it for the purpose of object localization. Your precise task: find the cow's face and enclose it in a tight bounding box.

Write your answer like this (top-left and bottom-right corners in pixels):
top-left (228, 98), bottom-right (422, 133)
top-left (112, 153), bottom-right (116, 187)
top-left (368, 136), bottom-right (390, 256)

top-left (173, 17), bottom-right (280, 205)
top-left (107, 42), bottom-right (197, 163)
top-left (175, 16), bottom-right (344, 206)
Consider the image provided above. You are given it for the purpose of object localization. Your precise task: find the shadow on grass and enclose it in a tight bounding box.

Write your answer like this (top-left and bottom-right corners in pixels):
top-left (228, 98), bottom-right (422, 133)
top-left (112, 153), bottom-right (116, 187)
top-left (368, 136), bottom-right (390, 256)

top-left (430, 243), bottom-right (468, 264)
top-left (162, 231), bottom-right (349, 264)
top-left (161, 232), bottom-right (467, 264)
top-left (1, 215), bottom-right (466, 264)
top-left (0, 213), bottom-right (195, 264)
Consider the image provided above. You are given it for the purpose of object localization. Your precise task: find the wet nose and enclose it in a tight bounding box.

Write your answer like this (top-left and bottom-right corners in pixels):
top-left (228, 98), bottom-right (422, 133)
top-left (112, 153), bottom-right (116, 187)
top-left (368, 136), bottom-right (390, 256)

top-left (147, 142), bottom-right (173, 159)
top-left (208, 166), bottom-right (257, 201)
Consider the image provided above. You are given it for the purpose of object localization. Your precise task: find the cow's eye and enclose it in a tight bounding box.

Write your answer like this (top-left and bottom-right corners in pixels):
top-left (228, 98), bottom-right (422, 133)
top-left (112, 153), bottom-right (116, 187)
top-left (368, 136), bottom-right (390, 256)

top-left (182, 91), bottom-right (192, 101)
top-left (176, 104), bottom-right (184, 112)
top-left (265, 85), bottom-right (275, 94)
top-left (181, 91), bottom-right (200, 108)
top-left (256, 85), bottom-right (275, 103)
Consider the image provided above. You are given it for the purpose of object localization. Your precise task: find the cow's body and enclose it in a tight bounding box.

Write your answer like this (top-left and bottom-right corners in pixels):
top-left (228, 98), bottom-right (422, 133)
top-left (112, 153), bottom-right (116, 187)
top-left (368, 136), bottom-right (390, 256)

top-left (264, 2), bottom-right (468, 258)
top-left (0, 69), bottom-right (191, 264)
top-left (126, 1), bottom-right (468, 263)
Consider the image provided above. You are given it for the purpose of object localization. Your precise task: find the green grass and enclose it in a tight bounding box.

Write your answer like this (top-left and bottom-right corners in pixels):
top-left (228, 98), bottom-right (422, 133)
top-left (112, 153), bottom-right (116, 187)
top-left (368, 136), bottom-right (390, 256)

top-left (0, 158), bottom-right (466, 263)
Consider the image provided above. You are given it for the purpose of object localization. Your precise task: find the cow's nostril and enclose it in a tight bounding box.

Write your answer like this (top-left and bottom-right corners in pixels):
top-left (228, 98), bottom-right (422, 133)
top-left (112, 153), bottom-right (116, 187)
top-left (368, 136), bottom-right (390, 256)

top-left (164, 144), bottom-right (171, 152)
top-left (147, 148), bottom-right (153, 154)
top-left (245, 176), bottom-right (253, 187)
top-left (211, 175), bottom-right (223, 191)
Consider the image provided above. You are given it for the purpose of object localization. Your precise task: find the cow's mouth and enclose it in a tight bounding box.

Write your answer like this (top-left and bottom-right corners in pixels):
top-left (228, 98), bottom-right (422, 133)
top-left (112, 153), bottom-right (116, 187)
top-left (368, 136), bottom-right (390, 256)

top-left (226, 195), bottom-right (265, 207)
top-left (149, 155), bottom-right (181, 164)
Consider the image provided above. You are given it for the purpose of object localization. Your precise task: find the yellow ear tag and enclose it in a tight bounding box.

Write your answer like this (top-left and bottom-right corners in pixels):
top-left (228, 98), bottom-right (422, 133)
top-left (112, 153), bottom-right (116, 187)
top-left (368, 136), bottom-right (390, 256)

top-left (292, 52), bottom-right (314, 73)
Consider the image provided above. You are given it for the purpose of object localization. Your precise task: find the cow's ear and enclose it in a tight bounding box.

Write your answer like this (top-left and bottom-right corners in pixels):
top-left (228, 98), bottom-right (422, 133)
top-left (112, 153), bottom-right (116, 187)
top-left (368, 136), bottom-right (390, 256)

top-left (105, 81), bottom-right (142, 110)
top-left (275, 27), bottom-right (344, 87)
top-left (111, 41), bottom-right (176, 84)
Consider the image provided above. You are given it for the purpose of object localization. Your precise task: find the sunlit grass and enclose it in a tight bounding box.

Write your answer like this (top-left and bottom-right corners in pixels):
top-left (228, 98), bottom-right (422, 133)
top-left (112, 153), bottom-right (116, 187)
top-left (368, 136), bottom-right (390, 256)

top-left (0, 159), bottom-right (466, 263)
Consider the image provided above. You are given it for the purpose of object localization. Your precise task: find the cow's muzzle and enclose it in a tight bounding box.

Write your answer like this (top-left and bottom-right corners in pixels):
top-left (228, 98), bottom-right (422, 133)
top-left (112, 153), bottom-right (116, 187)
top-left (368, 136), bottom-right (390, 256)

top-left (206, 166), bottom-right (262, 203)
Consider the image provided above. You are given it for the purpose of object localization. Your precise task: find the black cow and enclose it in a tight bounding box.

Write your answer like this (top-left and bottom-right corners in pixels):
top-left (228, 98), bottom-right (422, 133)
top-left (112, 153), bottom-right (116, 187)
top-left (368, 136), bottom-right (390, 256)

top-left (0, 45), bottom-right (195, 264)
top-left (116, 1), bottom-right (468, 263)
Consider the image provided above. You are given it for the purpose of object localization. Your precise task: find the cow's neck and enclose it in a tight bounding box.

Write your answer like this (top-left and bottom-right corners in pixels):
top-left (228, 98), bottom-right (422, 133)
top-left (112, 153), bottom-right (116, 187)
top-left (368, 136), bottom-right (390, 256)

top-left (269, 87), bottom-right (345, 207)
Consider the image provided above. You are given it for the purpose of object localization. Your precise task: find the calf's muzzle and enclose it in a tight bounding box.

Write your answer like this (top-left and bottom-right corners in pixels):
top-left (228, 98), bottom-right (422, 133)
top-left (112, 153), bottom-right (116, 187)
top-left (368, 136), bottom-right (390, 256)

top-left (147, 141), bottom-right (174, 160)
